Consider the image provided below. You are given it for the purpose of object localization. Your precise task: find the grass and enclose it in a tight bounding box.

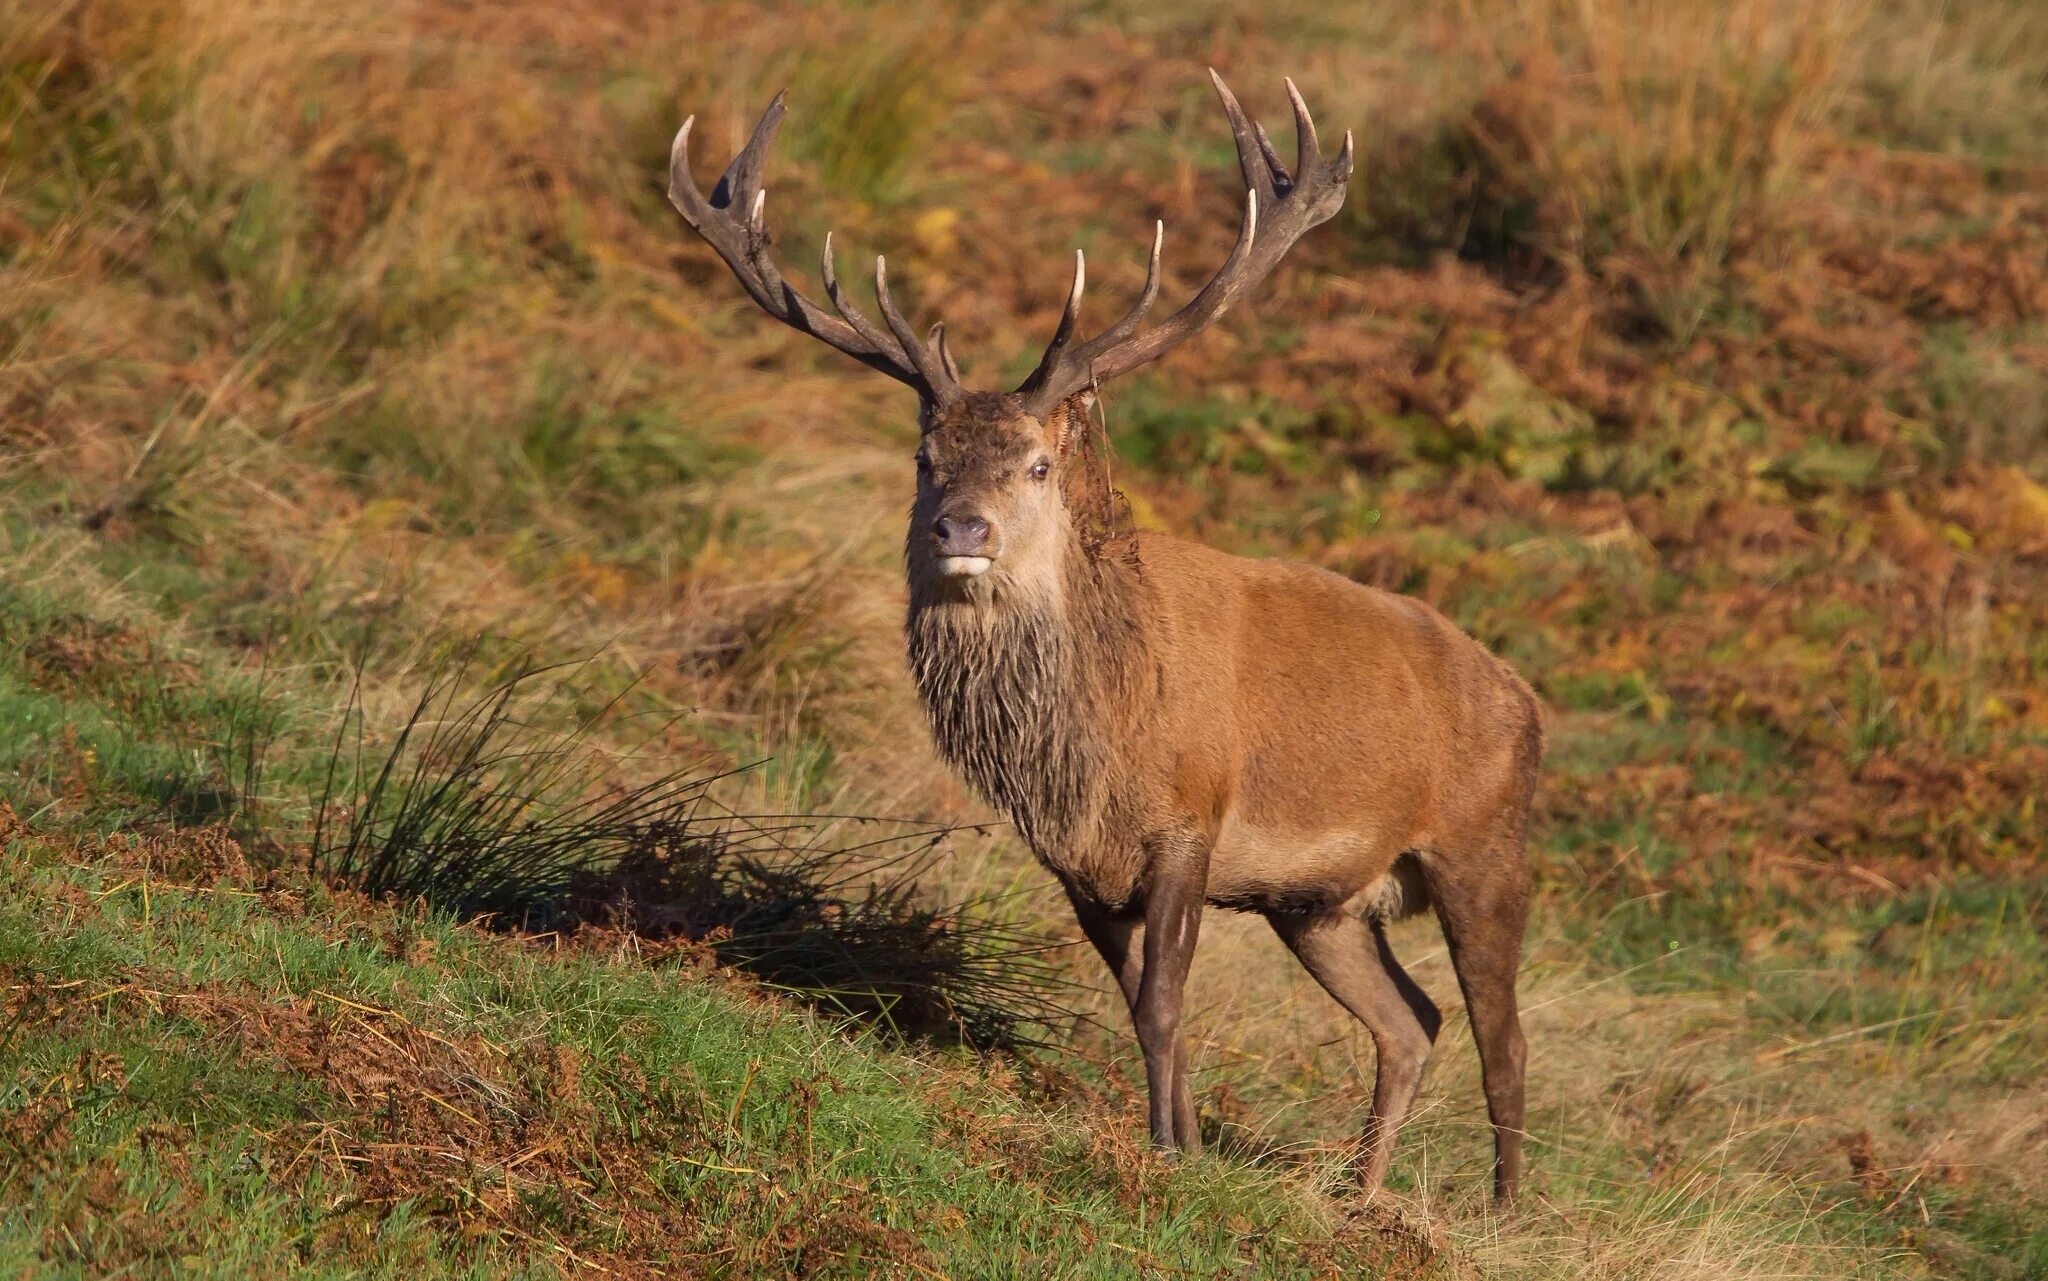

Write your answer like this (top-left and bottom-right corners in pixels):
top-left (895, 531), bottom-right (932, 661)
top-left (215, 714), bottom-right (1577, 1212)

top-left (2, 0), bottom-right (2046, 1274)
top-left (0, 822), bottom-right (1432, 1278)
top-left (311, 640), bottom-right (1078, 1049)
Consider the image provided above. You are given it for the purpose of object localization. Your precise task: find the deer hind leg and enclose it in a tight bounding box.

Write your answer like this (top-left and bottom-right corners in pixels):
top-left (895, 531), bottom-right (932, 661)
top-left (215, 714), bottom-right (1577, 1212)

top-left (1268, 908), bottom-right (1441, 1193)
top-left (1064, 886), bottom-right (1197, 1149)
top-left (1424, 825), bottom-right (1532, 1204)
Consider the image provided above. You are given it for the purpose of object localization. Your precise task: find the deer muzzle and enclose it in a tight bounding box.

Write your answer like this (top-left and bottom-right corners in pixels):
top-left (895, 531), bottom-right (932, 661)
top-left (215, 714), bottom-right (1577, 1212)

top-left (932, 512), bottom-right (996, 576)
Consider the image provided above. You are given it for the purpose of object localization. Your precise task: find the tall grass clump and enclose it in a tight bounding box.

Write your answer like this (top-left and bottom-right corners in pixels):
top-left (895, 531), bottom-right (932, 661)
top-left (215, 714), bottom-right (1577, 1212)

top-left (1354, 0), bottom-right (1849, 341)
top-left (310, 641), bottom-right (1076, 1048)
top-left (782, 15), bottom-right (963, 207)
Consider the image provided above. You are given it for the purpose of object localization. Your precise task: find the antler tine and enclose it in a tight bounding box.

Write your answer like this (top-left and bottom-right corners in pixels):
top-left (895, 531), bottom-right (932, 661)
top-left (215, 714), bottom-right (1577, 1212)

top-left (1113, 220), bottom-right (1165, 336)
top-left (711, 90), bottom-right (788, 210)
top-left (1018, 251), bottom-right (1086, 395)
top-left (821, 232), bottom-right (907, 358)
top-left (930, 322), bottom-right (962, 383)
top-left (872, 256), bottom-right (954, 392)
top-left (1284, 77), bottom-right (1319, 186)
top-left (1014, 75), bottom-right (1349, 417)
top-left (666, 96), bottom-right (963, 407)
top-left (1252, 120), bottom-right (1291, 189)
top-left (1208, 68), bottom-right (1279, 201)
top-left (1084, 221), bottom-right (1165, 357)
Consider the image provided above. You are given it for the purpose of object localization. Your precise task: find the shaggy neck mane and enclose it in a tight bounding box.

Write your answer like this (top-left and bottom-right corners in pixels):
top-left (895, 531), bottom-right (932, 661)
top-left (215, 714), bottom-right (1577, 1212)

top-left (905, 531), bottom-right (1147, 862)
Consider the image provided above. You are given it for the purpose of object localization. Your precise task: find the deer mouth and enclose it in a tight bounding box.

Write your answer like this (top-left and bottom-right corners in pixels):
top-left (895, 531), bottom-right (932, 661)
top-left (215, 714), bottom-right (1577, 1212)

top-left (938, 555), bottom-right (994, 578)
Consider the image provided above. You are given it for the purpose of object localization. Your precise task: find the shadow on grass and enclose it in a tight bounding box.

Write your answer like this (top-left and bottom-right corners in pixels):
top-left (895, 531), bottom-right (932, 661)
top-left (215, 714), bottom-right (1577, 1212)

top-left (309, 640), bottom-right (1078, 1050)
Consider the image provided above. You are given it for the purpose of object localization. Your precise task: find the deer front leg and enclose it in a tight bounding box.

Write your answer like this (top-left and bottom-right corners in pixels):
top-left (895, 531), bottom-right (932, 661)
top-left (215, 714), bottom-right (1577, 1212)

top-left (1135, 847), bottom-right (1206, 1154)
top-left (1065, 886), bottom-right (1197, 1145)
top-left (1064, 886), bottom-right (1143, 1007)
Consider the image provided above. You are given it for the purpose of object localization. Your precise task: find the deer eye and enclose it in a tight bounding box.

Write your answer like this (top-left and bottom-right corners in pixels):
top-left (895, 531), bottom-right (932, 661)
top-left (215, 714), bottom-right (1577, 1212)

top-left (1030, 459), bottom-right (1051, 481)
top-left (915, 452), bottom-right (932, 475)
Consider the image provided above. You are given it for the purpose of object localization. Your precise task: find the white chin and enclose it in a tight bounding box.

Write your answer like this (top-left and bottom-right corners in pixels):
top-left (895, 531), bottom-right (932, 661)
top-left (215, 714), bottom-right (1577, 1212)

top-left (939, 556), bottom-right (994, 578)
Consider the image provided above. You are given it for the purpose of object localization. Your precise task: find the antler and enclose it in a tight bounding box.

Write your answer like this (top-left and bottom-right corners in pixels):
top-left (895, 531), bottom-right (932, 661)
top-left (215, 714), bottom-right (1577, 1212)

top-left (1013, 71), bottom-right (1354, 417)
top-left (667, 93), bottom-right (964, 408)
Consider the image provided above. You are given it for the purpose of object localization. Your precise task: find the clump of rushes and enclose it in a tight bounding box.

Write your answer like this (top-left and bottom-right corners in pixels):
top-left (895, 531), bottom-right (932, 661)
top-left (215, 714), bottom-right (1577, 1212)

top-left (311, 641), bottom-right (1077, 1049)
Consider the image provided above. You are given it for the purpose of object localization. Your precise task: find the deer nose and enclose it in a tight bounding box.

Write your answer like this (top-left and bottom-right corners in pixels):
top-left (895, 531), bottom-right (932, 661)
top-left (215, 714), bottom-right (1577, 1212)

top-left (931, 513), bottom-right (990, 555)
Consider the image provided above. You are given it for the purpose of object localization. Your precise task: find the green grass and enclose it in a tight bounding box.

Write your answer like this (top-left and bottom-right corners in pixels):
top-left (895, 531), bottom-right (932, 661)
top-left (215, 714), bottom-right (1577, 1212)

top-left (0, 834), bottom-right (1432, 1277)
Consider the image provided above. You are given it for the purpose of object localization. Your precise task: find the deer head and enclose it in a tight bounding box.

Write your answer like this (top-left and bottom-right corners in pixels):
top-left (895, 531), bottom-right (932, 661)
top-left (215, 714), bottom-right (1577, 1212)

top-left (667, 72), bottom-right (1353, 595)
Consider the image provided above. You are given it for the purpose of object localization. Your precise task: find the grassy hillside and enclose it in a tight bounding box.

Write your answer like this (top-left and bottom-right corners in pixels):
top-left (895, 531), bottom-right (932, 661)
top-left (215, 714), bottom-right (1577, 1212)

top-left (0, 570), bottom-right (1436, 1278)
top-left (3, 0), bottom-right (2046, 1275)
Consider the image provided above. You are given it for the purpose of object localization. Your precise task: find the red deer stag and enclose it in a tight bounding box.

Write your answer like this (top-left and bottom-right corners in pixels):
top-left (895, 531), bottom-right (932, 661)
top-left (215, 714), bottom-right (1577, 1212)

top-left (667, 73), bottom-right (1543, 1202)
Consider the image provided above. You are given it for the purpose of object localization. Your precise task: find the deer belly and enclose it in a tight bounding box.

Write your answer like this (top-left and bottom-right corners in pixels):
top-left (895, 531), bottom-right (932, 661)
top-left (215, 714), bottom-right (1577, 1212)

top-left (1204, 818), bottom-right (1407, 915)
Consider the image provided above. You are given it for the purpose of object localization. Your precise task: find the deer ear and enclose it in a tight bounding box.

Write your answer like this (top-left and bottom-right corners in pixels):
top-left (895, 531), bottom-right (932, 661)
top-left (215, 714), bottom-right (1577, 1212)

top-left (1046, 390), bottom-right (1097, 456)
